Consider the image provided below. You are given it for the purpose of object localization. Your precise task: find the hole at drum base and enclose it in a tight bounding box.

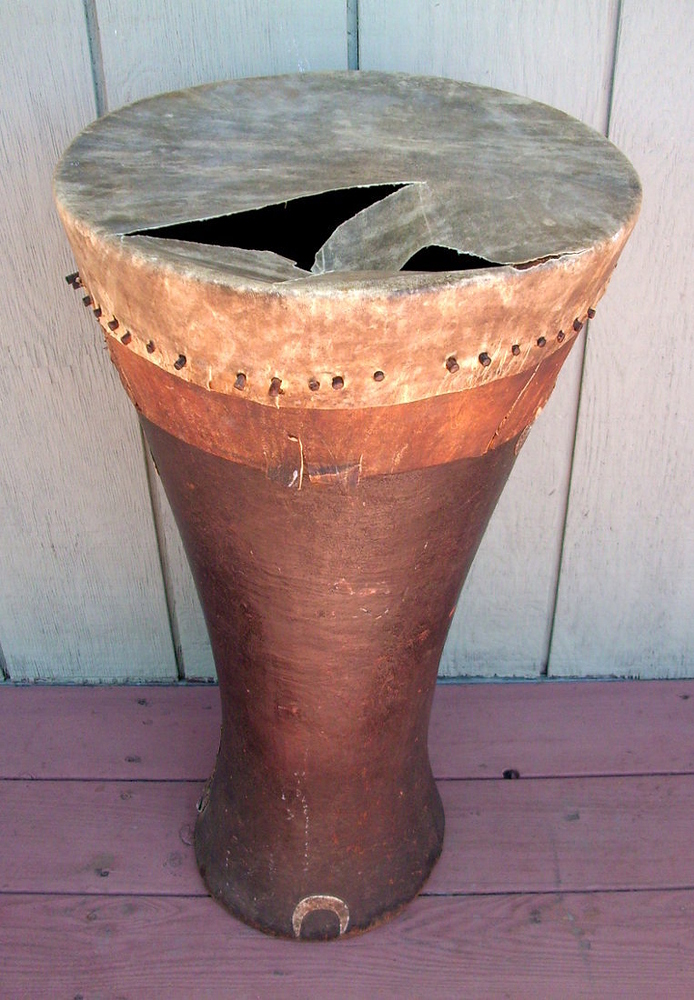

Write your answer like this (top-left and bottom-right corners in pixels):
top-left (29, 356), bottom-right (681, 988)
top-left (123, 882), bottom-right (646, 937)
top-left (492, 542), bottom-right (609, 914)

top-left (401, 245), bottom-right (502, 271)
top-left (297, 908), bottom-right (343, 941)
top-left (131, 184), bottom-right (406, 272)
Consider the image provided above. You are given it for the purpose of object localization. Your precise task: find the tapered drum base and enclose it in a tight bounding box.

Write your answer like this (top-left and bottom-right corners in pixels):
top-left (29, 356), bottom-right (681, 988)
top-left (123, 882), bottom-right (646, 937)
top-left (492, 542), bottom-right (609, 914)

top-left (143, 418), bottom-right (518, 938)
top-left (194, 762), bottom-right (444, 940)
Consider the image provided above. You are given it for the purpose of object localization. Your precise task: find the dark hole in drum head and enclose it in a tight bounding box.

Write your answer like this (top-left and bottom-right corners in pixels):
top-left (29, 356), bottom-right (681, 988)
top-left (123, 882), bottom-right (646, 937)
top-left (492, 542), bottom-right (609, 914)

top-left (401, 245), bottom-right (502, 272)
top-left (299, 908), bottom-right (342, 941)
top-left (133, 185), bottom-right (406, 272)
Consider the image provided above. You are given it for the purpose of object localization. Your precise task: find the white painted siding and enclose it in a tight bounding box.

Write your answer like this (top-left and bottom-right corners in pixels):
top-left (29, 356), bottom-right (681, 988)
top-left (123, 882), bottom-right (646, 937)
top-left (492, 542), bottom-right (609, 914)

top-left (0, 0), bottom-right (176, 681)
top-left (549, 0), bottom-right (694, 677)
top-left (0, 1), bottom-right (690, 681)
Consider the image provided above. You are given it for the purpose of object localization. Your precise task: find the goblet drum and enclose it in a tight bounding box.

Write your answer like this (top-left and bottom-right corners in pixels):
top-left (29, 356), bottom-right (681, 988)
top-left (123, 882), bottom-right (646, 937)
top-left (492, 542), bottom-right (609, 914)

top-left (54, 73), bottom-right (640, 940)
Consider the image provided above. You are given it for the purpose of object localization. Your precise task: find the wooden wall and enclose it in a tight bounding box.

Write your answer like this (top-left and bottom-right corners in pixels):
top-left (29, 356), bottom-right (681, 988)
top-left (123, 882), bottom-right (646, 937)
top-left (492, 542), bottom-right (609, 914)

top-left (0, 1), bottom-right (691, 682)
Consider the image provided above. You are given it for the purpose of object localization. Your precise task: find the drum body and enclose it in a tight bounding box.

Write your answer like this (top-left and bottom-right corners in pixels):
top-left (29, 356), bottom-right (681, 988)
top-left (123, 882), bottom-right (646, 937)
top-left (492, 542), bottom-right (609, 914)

top-left (54, 73), bottom-right (640, 939)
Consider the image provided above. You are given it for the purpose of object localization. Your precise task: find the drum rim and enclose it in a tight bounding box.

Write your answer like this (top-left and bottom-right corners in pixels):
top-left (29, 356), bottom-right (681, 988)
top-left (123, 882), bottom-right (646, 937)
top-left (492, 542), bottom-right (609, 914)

top-left (54, 72), bottom-right (641, 410)
top-left (54, 71), bottom-right (641, 290)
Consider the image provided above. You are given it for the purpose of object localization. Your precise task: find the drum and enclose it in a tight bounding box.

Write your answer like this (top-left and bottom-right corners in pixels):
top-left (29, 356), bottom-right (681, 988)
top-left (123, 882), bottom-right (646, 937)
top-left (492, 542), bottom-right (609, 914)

top-left (54, 73), bottom-right (640, 939)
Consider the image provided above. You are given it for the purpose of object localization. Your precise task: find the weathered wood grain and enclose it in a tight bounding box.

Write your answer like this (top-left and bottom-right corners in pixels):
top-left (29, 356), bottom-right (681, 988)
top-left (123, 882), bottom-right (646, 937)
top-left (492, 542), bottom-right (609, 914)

top-left (4, 773), bottom-right (694, 896)
top-left (550, 2), bottom-right (694, 676)
top-left (431, 776), bottom-right (694, 895)
top-left (0, 779), bottom-right (201, 896)
top-left (95, 0), bottom-right (348, 108)
top-left (359, 0), bottom-right (620, 126)
top-left (3, 681), bottom-right (694, 996)
top-left (0, 0), bottom-right (176, 680)
top-left (3, 680), bottom-right (694, 780)
top-left (359, 1), bottom-right (622, 677)
top-left (0, 685), bottom-right (218, 781)
top-left (2, 891), bottom-right (693, 999)
top-left (94, 0), bottom-right (349, 679)
top-left (430, 679), bottom-right (694, 779)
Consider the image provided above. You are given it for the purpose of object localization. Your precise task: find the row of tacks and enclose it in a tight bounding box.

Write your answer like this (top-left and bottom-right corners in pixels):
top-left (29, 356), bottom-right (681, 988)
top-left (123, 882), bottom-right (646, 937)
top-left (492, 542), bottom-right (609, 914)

top-left (66, 272), bottom-right (595, 394)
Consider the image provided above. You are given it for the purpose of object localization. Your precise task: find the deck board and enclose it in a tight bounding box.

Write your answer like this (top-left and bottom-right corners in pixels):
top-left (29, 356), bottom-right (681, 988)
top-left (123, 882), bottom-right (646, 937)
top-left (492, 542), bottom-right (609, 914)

top-left (0, 685), bottom-right (219, 781)
top-left (2, 680), bottom-right (694, 996)
top-left (3, 678), bottom-right (694, 780)
top-left (2, 891), bottom-right (693, 1000)
top-left (3, 775), bottom-right (694, 897)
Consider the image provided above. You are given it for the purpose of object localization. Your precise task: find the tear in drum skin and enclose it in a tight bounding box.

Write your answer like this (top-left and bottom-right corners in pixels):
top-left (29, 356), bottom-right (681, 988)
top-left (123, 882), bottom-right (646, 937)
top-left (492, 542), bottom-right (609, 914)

top-left (132, 186), bottom-right (503, 274)
top-left (133, 185), bottom-right (407, 271)
top-left (401, 244), bottom-right (501, 271)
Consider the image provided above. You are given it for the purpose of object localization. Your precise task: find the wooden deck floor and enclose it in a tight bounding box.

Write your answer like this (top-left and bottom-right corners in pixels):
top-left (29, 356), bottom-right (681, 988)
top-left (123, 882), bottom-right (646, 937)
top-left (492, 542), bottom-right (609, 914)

top-left (2, 680), bottom-right (694, 998)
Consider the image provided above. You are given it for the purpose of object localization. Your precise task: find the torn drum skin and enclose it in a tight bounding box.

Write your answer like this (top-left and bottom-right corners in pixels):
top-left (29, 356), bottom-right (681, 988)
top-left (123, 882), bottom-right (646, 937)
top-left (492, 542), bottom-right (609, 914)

top-left (54, 73), bottom-right (640, 940)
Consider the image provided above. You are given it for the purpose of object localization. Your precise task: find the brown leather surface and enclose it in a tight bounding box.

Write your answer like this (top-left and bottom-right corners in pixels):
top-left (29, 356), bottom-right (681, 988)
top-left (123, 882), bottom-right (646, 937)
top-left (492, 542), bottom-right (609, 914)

top-left (113, 334), bottom-right (573, 475)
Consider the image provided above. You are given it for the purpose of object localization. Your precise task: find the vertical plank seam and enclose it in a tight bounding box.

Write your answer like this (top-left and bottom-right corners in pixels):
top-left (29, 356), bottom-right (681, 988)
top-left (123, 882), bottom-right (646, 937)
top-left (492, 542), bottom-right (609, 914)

top-left (604, 0), bottom-right (625, 138)
top-left (140, 429), bottom-right (186, 681)
top-left (0, 638), bottom-right (10, 681)
top-left (83, 4), bottom-right (183, 680)
top-left (347, 0), bottom-right (360, 70)
top-left (543, 335), bottom-right (590, 676)
top-left (544, 0), bottom-right (625, 677)
top-left (82, 0), bottom-right (108, 116)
